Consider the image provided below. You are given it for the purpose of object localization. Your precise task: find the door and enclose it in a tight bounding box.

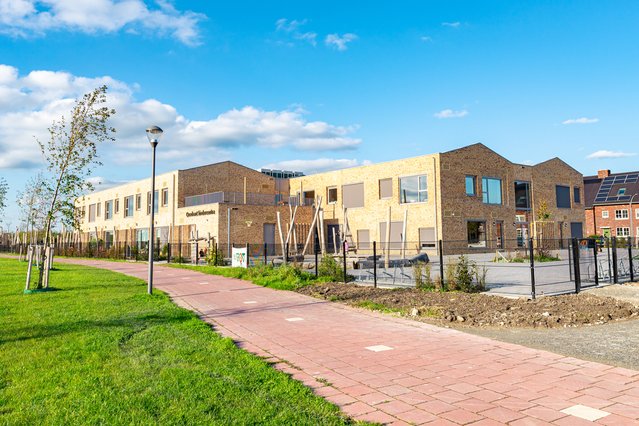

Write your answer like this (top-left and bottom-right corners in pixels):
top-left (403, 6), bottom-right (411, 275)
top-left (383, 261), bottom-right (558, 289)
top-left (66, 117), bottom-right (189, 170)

top-left (570, 222), bottom-right (584, 239)
top-left (263, 223), bottom-right (276, 256)
top-left (602, 227), bottom-right (611, 238)
top-left (327, 224), bottom-right (341, 253)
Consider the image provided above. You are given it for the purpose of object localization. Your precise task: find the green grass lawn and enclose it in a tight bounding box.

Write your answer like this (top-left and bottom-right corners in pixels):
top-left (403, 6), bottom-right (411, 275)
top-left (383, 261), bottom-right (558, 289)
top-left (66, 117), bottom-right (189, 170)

top-left (0, 258), bottom-right (354, 425)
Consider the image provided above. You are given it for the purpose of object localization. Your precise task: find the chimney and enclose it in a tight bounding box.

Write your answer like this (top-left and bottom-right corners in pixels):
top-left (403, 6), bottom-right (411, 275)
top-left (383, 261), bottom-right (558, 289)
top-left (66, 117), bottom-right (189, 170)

top-left (597, 169), bottom-right (611, 179)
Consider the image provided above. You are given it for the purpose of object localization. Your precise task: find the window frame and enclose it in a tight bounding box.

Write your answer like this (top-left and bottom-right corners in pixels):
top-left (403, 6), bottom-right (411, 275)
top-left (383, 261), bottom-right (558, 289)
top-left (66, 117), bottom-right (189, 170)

top-left (514, 180), bottom-right (531, 210)
top-left (616, 227), bottom-right (630, 237)
top-left (481, 177), bottom-right (502, 205)
top-left (465, 175), bottom-right (476, 196)
top-left (327, 186), bottom-right (338, 204)
top-left (135, 193), bottom-right (142, 211)
top-left (399, 174), bottom-right (428, 204)
top-left (555, 185), bottom-right (571, 209)
top-left (105, 200), bottom-right (113, 220)
top-left (602, 210), bottom-right (609, 219)
top-left (615, 209), bottom-right (629, 220)
top-left (124, 195), bottom-right (134, 218)
top-left (573, 186), bottom-right (581, 204)
top-left (161, 188), bottom-right (169, 206)
top-left (467, 220), bottom-right (487, 248)
top-left (379, 178), bottom-right (393, 199)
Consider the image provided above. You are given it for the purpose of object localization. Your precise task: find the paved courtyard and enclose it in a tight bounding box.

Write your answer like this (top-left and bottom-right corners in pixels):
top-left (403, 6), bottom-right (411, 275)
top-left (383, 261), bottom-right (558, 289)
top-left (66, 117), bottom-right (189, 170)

top-left (62, 259), bottom-right (639, 425)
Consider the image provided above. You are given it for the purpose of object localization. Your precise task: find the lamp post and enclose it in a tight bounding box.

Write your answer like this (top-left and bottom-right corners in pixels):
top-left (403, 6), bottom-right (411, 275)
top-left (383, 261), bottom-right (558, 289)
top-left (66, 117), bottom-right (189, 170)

top-left (227, 207), bottom-right (239, 258)
top-left (146, 125), bottom-right (163, 295)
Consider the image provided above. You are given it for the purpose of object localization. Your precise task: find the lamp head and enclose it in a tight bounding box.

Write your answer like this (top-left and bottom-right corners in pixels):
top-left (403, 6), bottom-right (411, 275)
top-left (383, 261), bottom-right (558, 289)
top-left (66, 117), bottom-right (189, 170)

top-left (146, 125), bottom-right (163, 147)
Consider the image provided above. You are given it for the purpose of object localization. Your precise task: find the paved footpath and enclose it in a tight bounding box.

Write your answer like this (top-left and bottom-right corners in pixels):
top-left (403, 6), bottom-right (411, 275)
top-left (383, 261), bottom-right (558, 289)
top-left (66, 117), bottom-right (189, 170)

top-left (61, 259), bottom-right (639, 425)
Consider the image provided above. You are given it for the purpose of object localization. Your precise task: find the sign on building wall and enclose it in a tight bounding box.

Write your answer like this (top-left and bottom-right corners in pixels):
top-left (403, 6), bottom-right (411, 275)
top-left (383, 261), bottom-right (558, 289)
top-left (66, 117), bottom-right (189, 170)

top-left (232, 247), bottom-right (248, 268)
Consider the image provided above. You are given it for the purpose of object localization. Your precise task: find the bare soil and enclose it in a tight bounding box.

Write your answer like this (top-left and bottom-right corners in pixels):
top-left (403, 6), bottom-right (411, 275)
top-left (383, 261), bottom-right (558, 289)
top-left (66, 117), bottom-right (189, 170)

top-left (297, 283), bottom-right (639, 328)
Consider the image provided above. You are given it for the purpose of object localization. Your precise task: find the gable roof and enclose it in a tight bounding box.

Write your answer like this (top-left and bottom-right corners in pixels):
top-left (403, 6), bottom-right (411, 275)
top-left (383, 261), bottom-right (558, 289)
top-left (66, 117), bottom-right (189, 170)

top-left (583, 170), bottom-right (639, 207)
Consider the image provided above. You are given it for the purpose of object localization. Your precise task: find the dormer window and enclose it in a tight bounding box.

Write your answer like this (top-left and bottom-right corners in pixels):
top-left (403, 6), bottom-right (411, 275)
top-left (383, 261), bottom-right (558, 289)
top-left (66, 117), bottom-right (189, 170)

top-left (618, 188), bottom-right (626, 196)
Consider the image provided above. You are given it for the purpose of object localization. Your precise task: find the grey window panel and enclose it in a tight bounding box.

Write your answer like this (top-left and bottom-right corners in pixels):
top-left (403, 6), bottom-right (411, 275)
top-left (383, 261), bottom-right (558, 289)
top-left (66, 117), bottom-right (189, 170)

top-left (357, 229), bottom-right (371, 249)
top-left (555, 185), bottom-right (571, 208)
top-left (419, 227), bottom-right (436, 248)
top-left (379, 221), bottom-right (404, 250)
top-left (379, 178), bottom-right (392, 199)
top-left (342, 183), bottom-right (364, 208)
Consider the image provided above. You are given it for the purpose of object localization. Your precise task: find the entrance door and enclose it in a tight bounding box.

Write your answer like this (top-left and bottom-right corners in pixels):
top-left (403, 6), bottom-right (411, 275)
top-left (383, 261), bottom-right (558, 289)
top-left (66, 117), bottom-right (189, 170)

top-left (495, 221), bottom-right (504, 249)
top-left (327, 224), bottom-right (341, 253)
top-left (602, 227), bottom-right (611, 238)
top-left (570, 222), bottom-right (584, 239)
top-left (263, 223), bottom-right (276, 256)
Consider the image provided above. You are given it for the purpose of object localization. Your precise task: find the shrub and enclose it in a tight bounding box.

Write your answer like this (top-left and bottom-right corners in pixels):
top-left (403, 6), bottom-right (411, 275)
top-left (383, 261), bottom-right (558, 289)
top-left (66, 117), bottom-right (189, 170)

top-left (454, 255), bottom-right (474, 292)
top-left (414, 262), bottom-right (434, 290)
top-left (318, 255), bottom-right (343, 282)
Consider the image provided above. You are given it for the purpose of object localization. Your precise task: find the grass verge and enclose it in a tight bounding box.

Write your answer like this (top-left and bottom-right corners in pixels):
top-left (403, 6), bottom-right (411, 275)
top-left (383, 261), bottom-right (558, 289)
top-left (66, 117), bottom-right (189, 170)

top-left (0, 258), bottom-right (353, 425)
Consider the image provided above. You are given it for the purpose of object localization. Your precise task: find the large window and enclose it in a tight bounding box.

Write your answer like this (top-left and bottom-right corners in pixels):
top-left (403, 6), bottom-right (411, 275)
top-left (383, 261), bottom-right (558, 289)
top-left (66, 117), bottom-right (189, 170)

top-left (147, 190), bottom-right (159, 214)
top-left (379, 178), bottom-right (393, 199)
top-left (327, 187), bottom-right (337, 204)
top-left (615, 209), bottom-right (629, 219)
top-left (617, 227), bottom-right (630, 237)
top-left (124, 195), bottom-right (134, 217)
top-left (514, 181), bottom-right (530, 209)
top-left (105, 200), bottom-right (113, 220)
top-left (88, 204), bottom-right (96, 223)
top-left (467, 221), bottom-right (486, 248)
top-left (465, 176), bottom-right (476, 196)
top-left (573, 187), bottom-right (581, 204)
top-left (96, 202), bottom-right (101, 217)
top-left (135, 193), bottom-right (142, 211)
top-left (555, 185), bottom-right (571, 209)
top-left (114, 198), bottom-right (120, 214)
top-left (482, 177), bottom-right (502, 205)
top-left (399, 175), bottom-right (427, 204)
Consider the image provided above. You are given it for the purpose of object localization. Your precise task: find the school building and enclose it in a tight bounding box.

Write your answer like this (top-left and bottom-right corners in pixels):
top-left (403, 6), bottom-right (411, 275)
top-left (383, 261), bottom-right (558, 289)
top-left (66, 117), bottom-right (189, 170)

top-left (288, 143), bottom-right (585, 253)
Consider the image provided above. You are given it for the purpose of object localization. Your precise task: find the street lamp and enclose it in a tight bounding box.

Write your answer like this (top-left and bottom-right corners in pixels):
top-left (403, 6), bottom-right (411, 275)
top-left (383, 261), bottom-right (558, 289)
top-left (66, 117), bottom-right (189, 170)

top-left (146, 125), bottom-right (163, 295)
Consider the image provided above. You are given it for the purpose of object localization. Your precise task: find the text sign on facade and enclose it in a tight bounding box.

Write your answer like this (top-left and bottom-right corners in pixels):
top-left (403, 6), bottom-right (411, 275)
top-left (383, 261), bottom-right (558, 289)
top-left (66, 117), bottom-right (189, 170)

top-left (232, 247), bottom-right (248, 268)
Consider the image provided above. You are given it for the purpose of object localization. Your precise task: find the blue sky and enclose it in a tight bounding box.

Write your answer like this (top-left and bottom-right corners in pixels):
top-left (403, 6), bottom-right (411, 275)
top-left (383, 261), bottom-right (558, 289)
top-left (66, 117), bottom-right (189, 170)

top-left (1, 0), bottom-right (639, 227)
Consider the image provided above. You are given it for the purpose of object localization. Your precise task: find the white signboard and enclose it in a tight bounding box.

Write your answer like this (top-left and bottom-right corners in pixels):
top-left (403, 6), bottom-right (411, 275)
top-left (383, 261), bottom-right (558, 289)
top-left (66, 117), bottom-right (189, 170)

top-left (232, 247), bottom-right (248, 268)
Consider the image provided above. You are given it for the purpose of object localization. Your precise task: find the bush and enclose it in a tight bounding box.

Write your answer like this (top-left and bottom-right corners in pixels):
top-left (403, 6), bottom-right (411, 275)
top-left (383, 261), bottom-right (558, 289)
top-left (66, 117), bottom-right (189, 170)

top-left (414, 262), bottom-right (434, 290)
top-left (318, 255), bottom-right (343, 282)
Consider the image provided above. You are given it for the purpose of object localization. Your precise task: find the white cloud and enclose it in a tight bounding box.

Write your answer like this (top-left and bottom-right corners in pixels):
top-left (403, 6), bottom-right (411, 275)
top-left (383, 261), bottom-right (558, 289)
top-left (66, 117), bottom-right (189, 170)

top-left (0, 64), bottom-right (362, 169)
top-left (274, 18), bottom-right (317, 46)
top-left (442, 21), bottom-right (461, 28)
top-left (420, 36), bottom-right (432, 42)
top-left (0, 0), bottom-right (205, 46)
top-left (434, 108), bottom-right (468, 119)
top-left (562, 117), bottom-right (599, 125)
top-left (261, 158), bottom-right (372, 175)
top-left (586, 150), bottom-right (637, 160)
top-left (86, 176), bottom-right (129, 191)
top-left (325, 33), bottom-right (358, 51)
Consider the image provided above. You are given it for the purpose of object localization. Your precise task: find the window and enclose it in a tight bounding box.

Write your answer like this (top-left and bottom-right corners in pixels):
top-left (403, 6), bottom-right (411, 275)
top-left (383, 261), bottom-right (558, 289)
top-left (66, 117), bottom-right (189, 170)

top-left (419, 227), bottom-right (436, 248)
top-left (96, 202), bottom-right (101, 217)
top-left (327, 187), bottom-right (337, 204)
top-left (482, 177), bottom-right (502, 205)
top-left (616, 227), bottom-right (630, 237)
top-left (136, 228), bottom-right (149, 243)
top-left (602, 210), bottom-right (609, 219)
top-left (342, 183), bottom-right (364, 208)
top-left (467, 221), bottom-right (486, 248)
top-left (615, 209), bottom-right (629, 219)
top-left (514, 181), bottom-right (530, 209)
top-left (88, 204), bottom-right (96, 223)
top-left (636, 208), bottom-right (639, 219)
top-left (555, 185), bottom-right (571, 209)
top-left (379, 178), bottom-right (393, 199)
top-left (114, 198), bottom-right (120, 214)
top-left (618, 188), bottom-right (626, 196)
top-left (357, 229), bottom-right (370, 249)
top-left (162, 188), bottom-right (169, 206)
top-left (124, 195), bottom-right (134, 217)
top-left (302, 190), bottom-right (315, 205)
top-left (147, 190), bottom-right (159, 214)
top-left (399, 175), bottom-right (427, 204)
top-left (105, 200), bottom-right (113, 220)
top-left (465, 176), bottom-right (476, 196)
top-left (573, 187), bottom-right (581, 204)
top-left (135, 193), bottom-right (142, 210)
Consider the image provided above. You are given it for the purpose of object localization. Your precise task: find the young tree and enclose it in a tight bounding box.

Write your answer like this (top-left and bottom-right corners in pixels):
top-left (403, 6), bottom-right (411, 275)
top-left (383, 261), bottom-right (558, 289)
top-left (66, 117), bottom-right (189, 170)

top-left (0, 177), bottom-right (7, 225)
top-left (36, 85), bottom-right (116, 288)
top-left (16, 172), bottom-right (49, 244)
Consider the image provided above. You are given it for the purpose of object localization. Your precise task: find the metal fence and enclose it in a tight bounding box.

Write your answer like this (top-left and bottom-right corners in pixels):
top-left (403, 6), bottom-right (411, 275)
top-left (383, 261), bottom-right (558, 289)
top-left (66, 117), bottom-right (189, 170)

top-left (2, 236), bottom-right (637, 297)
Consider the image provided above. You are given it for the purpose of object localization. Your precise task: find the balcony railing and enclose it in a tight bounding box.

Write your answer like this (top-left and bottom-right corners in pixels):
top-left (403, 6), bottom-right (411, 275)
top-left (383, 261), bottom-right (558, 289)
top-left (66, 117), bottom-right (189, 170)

top-left (184, 191), bottom-right (314, 208)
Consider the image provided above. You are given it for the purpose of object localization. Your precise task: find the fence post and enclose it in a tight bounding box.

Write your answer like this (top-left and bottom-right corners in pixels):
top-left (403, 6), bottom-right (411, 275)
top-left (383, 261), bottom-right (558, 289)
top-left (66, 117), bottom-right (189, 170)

top-left (438, 240), bottom-right (445, 288)
top-left (592, 239), bottom-right (599, 286)
top-left (285, 242), bottom-right (289, 265)
top-left (373, 241), bottom-right (377, 288)
top-left (167, 243), bottom-right (171, 263)
top-left (629, 242), bottom-right (634, 282)
top-left (529, 237), bottom-right (536, 299)
top-left (612, 237), bottom-right (618, 283)
top-left (572, 238), bottom-right (581, 293)
top-left (264, 242), bottom-right (268, 266)
top-left (607, 238), bottom-right (612, 283)
top-left (246, 243), bottom-right (250, 268)
top-left (314, 243), bottom-right (318, 278)
top-left (567, 238), bottom-right (573, 281)
top-left (342, 241), bottom-right (347, 284)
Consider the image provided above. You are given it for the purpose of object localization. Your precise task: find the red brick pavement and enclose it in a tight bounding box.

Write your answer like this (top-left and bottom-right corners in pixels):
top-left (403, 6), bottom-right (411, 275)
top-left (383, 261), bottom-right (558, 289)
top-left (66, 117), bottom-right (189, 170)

top-left (60, 259), bottom-right (639, 425)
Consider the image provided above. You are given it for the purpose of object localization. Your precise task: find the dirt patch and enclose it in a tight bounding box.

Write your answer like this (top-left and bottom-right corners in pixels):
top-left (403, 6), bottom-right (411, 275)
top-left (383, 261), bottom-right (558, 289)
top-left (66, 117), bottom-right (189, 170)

top-left (297, 283), bottom-right (639, 328)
